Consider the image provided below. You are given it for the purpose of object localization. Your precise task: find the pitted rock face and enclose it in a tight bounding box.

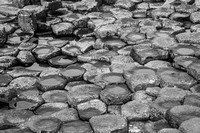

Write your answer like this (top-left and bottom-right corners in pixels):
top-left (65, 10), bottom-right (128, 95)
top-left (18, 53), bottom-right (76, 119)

top-left (18, 10), bottom-right (37, 35)
top-left (0, 27), bottom-right (7, 47)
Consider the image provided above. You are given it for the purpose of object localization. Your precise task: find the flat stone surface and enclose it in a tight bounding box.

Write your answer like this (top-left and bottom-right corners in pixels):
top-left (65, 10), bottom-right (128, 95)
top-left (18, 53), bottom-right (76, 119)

top-left (174, 56), bottom-right (198, 70)
top-left (89, 114), bottom-right (127, 133)
top-left (32, 45), bottom-right (60, 62)
top-left (130, 46), bottom-right (168, 65)
top-left (66, 84), bottom-right (102, 107)
top-left (157, 68), bottom-right (197, 90)
top-left (179, 117), bottom-right (200, 133)
top-left (9, 76), bottom-right (40, 91)
top-left (39, 75), bottom-right (67, 91)
top-left (77, 99), bottom-right (107, 120)
top-left (42, 90), bottom-right (68, 103)
top-left (0, 87), bottom-right (16, 103)
top-left (145, 119), bottom-right (171, 133)
top-left (94, 24), bottom-right (118, 38)
top-left (158, 87), bottom-right (190, 101)
top-left (35, 102), bottom-right (69, 116)
top-left (0, 74), bottom-right (12, 87)
top-left (122, 100), bottom-right (150, 121)
top-left (152, 36), bottom-right (178, 50)
top-left (190, 11), bottom-right (200, 23)
top-left (58, 120), bottom-right (93, 133)
top-left (26, 115), bottom-right (61, 133)
top-left (100, 84), bottom-right (131, 105)
top-left (176, 32), bottom-right (200, 44)
top-left (124, 67), bottom-right (160, 92)
top-left (51, 22), bottom-right (74, 36)
top-left (158, 128), bottom-right (181, 133)
top-left (50, 108), bottom-right (79, 122)
top-left (166, 105), bottom-right (200, 128)
top-left (187, 60), bottom-right (200, 81)
top-left (17, 51), bottom-right (36, 66)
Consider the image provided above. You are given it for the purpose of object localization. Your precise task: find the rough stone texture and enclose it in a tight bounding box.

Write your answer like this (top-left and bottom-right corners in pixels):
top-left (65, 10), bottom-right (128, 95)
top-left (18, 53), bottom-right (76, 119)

top-left (187, 60), bottom-right (200, 81)
top-left (3, 0), bottom-right (200, 132)
top-left (66, 84), bottom-right (102, 107)
top-left (32, 46), bottom-right (60, 62)
top-left (158, 128), bottom-right (181, 133)
top-left (18, 10), bottom-right (37, 34)
top-left (17, 51), bottom-right (36, 66)
top-left (0, 87), bottom-right (16, 103)
top-left (26, 115), bottom-right (61, 133)
top-left (122, 100), bottom-right (150, 121)
top-left (179, 118), bottom-right (200, 133)
top-left (165, 105), bottom-right (200, 128)
top-left (176, 32), bottom-right (200, 44)
top-left (152, 36), bottom-right (178, 50)
top-left (190, 11), bottom-right (200, 23)
top-left (0, 27), bottom-right (8, 47)
top-left (21, 5), bottom-right (46, 19)
top-left (7, 67), bottom-right (40, 78)
top-left (100, 84), bottom-right (132, 105)
top-left (51, 22), bottom-right (74, 36)
top-left (77, 99), bottom-right (106, 120)
top-left (124, 67), bottom-right (160, 92)
top-left (9, 76), bottom-right (39, 91)
top-left (89, 114), bottom-right (127, 133)
top-left (94, 24), bottom-right (118, 38)
top-left (50, 108), bottom-right (79, 122)
top-left (158, 87), bottom-right (190, 101)
top-left (58, 120), bottom-right (93, 133)
top-left (157, 68), bottom-right (197, 90)
top-left (0, 56), bottom-right (17, 68)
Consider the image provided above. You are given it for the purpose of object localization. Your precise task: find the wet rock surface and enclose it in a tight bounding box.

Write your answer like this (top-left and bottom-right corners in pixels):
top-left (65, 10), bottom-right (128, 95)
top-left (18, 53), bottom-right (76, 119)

top-left (1, 0), bottom-right (200, 132)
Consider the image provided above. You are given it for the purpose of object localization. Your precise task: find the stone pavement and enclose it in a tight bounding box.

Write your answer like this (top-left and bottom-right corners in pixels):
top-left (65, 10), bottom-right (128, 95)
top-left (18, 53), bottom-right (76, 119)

top-left (1, 0), bottom-right (200, 132)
